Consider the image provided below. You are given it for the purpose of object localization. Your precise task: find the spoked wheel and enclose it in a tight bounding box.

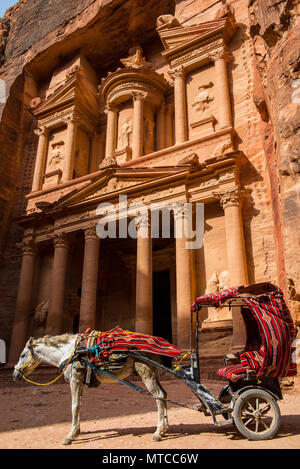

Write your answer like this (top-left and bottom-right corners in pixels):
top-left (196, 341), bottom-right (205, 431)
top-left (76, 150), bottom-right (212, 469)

top-left (232, 388), bottom-right (281, 440)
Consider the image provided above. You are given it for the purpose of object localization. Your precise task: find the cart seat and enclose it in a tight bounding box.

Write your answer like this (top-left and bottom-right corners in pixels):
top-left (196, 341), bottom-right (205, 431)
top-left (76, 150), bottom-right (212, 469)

top-left (218, 346), bottom-right (264, 382)
top-left (217, 364), bottom-right (247, 382)
top-left (239, 347), bottom-right (264, 372)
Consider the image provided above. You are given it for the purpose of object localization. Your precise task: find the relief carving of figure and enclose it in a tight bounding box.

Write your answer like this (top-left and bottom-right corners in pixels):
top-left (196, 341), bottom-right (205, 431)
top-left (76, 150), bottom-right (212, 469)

top-left (215, 0), bottom-right (235, 20)
top-left (144, 118), bottom-right (155, 141)
top-left (120, 119), bottom-right (133, 148)
top-left (212, 137), bottom-right (232, 158)
top-left (156, 15), bottom-right (181, 30)
top-left (33, 300), bottom-right (49, 327)
top-left (48, 141), bottom-right (65, 170)
top-left (192, 82), bottom-right (214, 114)
top-left (203, 271), bottom-right (231, 323)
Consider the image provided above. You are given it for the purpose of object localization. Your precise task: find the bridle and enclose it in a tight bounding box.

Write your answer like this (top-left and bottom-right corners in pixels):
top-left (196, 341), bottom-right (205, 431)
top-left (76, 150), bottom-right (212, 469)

top-left (15, 337), bottom-right (81, 386)
top-left (15, 342), bottom-right (41, 377)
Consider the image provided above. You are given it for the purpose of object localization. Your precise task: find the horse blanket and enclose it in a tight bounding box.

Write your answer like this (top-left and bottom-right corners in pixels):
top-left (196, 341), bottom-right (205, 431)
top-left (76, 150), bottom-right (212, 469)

top-left (81, 327), bottom-right (183, 365)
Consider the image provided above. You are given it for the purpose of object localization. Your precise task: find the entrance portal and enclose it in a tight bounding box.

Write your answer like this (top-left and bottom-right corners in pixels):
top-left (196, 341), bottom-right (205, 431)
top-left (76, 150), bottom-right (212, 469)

top-left (153, 270), bottom-right (172, 343)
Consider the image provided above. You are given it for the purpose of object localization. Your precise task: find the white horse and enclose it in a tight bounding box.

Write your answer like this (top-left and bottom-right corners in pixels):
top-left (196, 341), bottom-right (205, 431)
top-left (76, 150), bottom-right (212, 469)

top-left (13, 334), bottom-right (169, 445)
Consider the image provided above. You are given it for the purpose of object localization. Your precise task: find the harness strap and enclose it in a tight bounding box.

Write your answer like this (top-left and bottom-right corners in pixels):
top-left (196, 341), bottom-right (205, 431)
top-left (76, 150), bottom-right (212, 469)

top-left (22, 336), bottom-right (82, 386)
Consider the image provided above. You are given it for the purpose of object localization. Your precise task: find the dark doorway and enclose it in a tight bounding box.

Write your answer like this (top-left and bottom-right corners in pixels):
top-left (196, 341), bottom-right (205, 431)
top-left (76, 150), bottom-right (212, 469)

top-left (153, 270), bottom-right (172, 343)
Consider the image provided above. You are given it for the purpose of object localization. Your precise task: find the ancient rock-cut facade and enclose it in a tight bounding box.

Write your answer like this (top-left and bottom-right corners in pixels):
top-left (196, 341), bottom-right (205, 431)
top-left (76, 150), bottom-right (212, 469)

top-left (0, 0), bottom-right (299, 370)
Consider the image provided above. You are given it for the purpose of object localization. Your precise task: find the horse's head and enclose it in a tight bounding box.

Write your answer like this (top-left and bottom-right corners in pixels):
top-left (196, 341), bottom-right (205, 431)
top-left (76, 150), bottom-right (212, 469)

top-left (13, 337), bottom-right (40, 382)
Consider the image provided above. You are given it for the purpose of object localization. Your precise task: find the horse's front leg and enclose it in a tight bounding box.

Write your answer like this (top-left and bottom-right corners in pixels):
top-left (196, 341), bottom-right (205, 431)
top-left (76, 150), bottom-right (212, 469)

top-left (62, 365), bottom-right (84, 445)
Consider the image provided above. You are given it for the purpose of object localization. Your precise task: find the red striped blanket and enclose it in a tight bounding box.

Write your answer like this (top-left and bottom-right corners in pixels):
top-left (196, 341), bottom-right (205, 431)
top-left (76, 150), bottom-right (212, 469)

top-left (82, 327), bottom-right (183, 361)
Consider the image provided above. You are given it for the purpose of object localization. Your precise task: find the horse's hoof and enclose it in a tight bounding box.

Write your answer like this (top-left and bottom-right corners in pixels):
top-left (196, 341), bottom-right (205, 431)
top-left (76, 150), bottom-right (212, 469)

top-left (62, 438), bottom-right (72, 445)
top-left (152, 434), bottom-right (162, 442)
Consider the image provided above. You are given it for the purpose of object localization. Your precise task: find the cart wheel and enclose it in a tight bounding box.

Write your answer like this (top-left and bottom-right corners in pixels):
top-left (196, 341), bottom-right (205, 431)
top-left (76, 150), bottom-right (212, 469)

top-left (232, 388), bottom-right (280, 440)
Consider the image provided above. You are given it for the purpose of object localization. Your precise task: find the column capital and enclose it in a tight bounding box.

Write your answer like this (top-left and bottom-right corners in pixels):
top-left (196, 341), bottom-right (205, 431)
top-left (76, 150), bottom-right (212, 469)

top-left (156, 101), bottom-right (166, 113)
top-left (104, 102), bottom-right (118, 114)
top-left (208, 47), bottom-right (232, 64)
top-left (53, 233), bottom-right (70, 249)
top-left (172, 202), bottom-right (186, 220)
top-left (84, 226), bottom-right (99, 241)
top-left (165, 103), bottom-right (174, 115)
top-left (213, 187), bottom-right (242, 209)
top-left (62, 114), bottom-right (80, 126)
top-left (16, 240), bottom-right (38, 256)
top-left (135, 212), bottom-right (150, 231)
top-left (168, 66), bottom-right (185, 80)
top-left (34, 126), bottom-right (48, 137)
top-left (131, 91), bottom-right (147, 102)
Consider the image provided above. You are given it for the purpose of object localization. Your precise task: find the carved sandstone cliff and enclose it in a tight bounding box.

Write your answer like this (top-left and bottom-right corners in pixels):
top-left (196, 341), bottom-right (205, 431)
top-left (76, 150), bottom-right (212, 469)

top-left (0, 0), bottom-right (174, 252)
top-left (249, 0), bottom-right (300, 323)
top-left (0, 0), bottom-right (174, 343)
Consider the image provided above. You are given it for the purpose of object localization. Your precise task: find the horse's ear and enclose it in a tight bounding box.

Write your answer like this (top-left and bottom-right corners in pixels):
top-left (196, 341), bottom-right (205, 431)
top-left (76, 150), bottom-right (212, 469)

top-left (26, 337), bottom-right (34, 347)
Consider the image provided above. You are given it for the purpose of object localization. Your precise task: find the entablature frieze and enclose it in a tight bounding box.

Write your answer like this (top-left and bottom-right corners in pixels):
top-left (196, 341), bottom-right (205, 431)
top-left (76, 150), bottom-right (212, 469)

top-left (20, 151), bottom-right (245, 243)
top-left (36, 103), bottom-right (98, 135)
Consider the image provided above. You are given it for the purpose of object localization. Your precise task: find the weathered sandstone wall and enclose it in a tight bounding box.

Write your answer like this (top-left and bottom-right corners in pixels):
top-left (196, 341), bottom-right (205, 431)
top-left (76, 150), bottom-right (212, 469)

top-left (248, 0), bottom-right (300, 323)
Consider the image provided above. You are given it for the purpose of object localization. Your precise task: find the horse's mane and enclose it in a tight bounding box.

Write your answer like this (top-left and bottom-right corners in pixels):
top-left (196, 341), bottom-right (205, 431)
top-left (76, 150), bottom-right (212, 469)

top-left (34, 333), bottom-right (77, 348)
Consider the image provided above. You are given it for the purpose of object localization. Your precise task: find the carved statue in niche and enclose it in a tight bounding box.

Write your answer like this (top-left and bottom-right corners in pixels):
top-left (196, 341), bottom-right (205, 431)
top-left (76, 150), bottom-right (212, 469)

top-left (192, 82), bottom-right (214, 114)
top-left (120, 119), bottom-right (133, 148)
top-left (156, 14), bottom-right (181, 30)
top-left (144, 118), bottom-right (155, 153)
top-left (203, 271), bottom-right (231, 323)
top-left (120, 46), bottom-right (150, 69)
top-left (215, 0), bottom-right (235, 20)
top-left (144, 118), bottom-right (155, 141)
top-left (33, 300), bottom-right (49, 327)
top-left (48, 141), bottom-right (65, 170)
top-left (212, 137), bottom-right (233, 158)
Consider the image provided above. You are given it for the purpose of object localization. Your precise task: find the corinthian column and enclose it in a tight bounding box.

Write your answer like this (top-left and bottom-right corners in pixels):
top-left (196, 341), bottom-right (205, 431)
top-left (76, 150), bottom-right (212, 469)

top-left (103, 103), bottom-right (118, 164)
top-left (8, 241), bottom-right (38, 363)
top-left (174, 206), bottom-right (195, 349)
top-left (135, 214), bottom-right (152, 334)
top-left (32, 126), bottom-right (48, 192)
top-left (214, 187), bottom-right (248, 287)
top-left (62, 115), bottom-right (78, 183)
top-left (165, 103), bottom-right (174, 148)
top-left (46, 233), bottom-right (70, 335)
top-left (215, 187), bottom-right (248, 351)
top-left (132, 92), bottom-right (147, 159)
top-left (169, 67), bottom-right (187, 144)
top-left (79, 227), bottom-right (100, 332)
top-left (209, 48), bottom-right (232, 129)
top-left (156, 103), bottom-right (166, 151)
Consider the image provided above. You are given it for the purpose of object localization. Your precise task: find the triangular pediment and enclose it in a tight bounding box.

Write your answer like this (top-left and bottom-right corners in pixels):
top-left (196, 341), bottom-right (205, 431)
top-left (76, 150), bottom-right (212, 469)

top-left (158, 17), bottom-right (236, 54)
top-left (48, 166), bottom-right (188, 211)
top-left (32, 74), bottom-right (77, 118)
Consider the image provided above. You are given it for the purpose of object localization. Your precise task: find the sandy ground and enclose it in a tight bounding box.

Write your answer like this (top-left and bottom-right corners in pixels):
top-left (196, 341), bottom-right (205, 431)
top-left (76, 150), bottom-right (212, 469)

top-left (0, 369), bottom-right (299, 450)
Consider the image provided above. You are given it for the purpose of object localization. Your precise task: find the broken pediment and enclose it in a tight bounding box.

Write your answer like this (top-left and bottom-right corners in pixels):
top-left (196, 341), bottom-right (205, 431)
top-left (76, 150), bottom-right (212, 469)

top-left (157, 15), bottom-right (237, 67)
top-left (32, 53), bottom-right (99, 120)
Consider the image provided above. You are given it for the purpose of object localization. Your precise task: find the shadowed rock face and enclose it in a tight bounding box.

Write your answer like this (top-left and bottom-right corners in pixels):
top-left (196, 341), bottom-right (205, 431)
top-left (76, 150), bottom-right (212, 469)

top-left (249, 0), bottom-right (300, 322)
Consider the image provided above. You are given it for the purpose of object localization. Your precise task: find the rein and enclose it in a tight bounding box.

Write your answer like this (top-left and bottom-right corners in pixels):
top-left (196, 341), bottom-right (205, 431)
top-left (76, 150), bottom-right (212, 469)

top-left (20, 337), bottom-right (81, 386)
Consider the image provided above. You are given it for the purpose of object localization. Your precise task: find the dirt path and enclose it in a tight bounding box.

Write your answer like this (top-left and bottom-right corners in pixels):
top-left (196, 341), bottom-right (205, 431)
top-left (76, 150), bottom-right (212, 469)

top-left (0, 370), bottom-right (299, 450)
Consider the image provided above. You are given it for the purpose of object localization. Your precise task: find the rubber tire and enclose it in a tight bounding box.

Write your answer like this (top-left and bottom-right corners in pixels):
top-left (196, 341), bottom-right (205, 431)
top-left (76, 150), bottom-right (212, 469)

top-left (232, 388), bottom-right (281, 441)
